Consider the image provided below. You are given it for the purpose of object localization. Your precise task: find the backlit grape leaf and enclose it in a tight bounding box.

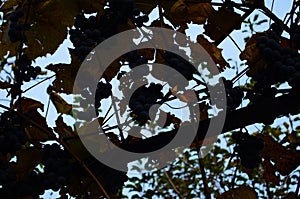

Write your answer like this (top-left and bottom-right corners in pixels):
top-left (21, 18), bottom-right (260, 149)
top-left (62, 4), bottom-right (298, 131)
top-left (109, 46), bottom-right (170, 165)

top-left (118, 20), bottom-right (135, 32)
top-left (257, 134), bottom-right (300, 176)
top-left (217, 185), bottom-right (257, 199)
top-left (9, 147), bottom-right (42, 181)
top-left (204, 7), bottom-right (241, 42)
top-left (78, 0), bottom-right (105, 14)
top-left (177, 89), bottom-right (198, 103)
top-left (54, 115), bottom-right (77, 139)
top-left (0, 81), bottom-right (12, 89)
top-left (14, 97), bottom-right (44, 113)
top-left (14, 97), bottom-right (50, 141)
top-left (138, 48), bottom-right (155, 60)
top-left (25, 0), bottom-right (81, 59)
top-left (103, 57), bottom-right (124, 81)
top-left (157, 111), bottom-right (181, 128)
top-left (170, 0), bottom-right (213, 26)
top-left (284, 192), bottom-right (298, 199)
top-left (239, 33), bottom-right (267, 76)
top-left (150, 19), bottom-right (173, 29)
top-left (262, 160), bottom-right (280, 185)
top-left (46, 50), bottom-right (82, 94)
top-left (0, 0), bottom-right (24, 10)
top-left (50, 92), bottom-right (72, 115)
top-left (134, 0), bottom-right (176, 15)
top-left (197, 35), bottom-right (228, 71)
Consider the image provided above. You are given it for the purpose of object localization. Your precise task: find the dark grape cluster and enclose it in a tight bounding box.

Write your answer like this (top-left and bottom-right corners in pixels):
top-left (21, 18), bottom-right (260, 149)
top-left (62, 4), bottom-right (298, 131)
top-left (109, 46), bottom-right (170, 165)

top-left (0, 144), bottom-right (74, 198)
top-left (164, 51), bottom-right (196, 82)
top-left (13, 54), bottom-right (42, 83)
top-left (254, 27), bottom-right (300, 91)
top-left (70, 0), bottom-right (142, 61)
top-left (95, 81), bottom-right (113, 109)
top-left (232, 131), bottom-right (264, 169)
top-left (212, 78), bottom-right (244, 112)
top-left (0, 168), bottom-right (45, 198)
top-left (41, 144), bottom-right (73, 192)
top-left (124, 51), bottom-right (148, 69)
top-left (129, 83), bottom-right (164, 125)
top-left (70, 15), bottom-right (104, 60)
top-left (0, 111), bottom-right (27, 155)
top-left (8, 8), bottom-right (31, 43)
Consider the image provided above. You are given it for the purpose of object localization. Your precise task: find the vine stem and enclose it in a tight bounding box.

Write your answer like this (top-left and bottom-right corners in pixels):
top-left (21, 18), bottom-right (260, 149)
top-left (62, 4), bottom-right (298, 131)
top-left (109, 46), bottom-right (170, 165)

top-left (231, 66), bottom-right (249, 84)
top-left (0, 104), bottom-right (111, 199)
top-left (164, 170), bottom-right (184, 199)
top-left (194, 118), bottom-right (211, 198)
top-left (198, 154), bottom-right (211, 199)
top-left (22, 75), bottom-right (55, 93)
top-left (158, 0), bottom-right (164, 28)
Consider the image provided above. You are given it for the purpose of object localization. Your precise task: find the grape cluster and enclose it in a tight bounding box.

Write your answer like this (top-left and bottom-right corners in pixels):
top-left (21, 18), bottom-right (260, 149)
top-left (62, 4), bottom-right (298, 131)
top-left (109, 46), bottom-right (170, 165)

top-left (70, 0), bottom-right (139, 61)
top-left (164, 51), bottom-right (196, 82)
top-left (8, 8), bottom-right (31, 43)
top-left (0, 111), bottom-right (27, 155)
top-left (13, 54), bottom-right (41, 83)
top-left (41, 144), bottom-right (73, 192)
top-left (0, 144), bottom-right (74, 198)
top-left (212, 78), bottom-right (244, 112)
top-left (254, 29), bottom-right (300, 91)
top-left (70, 15), bottom-right (103, 60)
top-left (124, 51), bottom-right (148, 69)
top-left (129, 83), bottom-right (164, 125)
top-left (95, 82), bottom-right (113, 109)
top-left (232, 131), bottom-right (264, 169)
top-left (224, 79), bottom-right (244, 111)
top-left (0, 168), bottom-right (45, 198)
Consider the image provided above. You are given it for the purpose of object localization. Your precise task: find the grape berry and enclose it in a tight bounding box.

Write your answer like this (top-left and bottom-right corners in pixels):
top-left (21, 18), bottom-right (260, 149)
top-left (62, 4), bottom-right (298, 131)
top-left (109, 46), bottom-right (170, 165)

top-left (232, 131), bottom-right (264, 169)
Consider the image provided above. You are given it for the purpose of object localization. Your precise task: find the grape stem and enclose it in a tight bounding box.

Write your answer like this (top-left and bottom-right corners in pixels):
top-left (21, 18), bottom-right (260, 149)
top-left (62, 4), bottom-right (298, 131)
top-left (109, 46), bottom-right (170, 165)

top-left (0, 104), bottom-right (111, 199)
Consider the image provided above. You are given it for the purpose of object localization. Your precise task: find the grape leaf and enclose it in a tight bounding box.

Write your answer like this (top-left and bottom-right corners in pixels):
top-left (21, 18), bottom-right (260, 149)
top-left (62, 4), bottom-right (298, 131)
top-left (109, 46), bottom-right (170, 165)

top-left (0, 81), bottom-right (12, 89)
top-left (217, 185), bottom-right (257, 199)
top-left (197, 35), bottom-right (228, 71)
top-left (14, 97), bottom-right (50, 141)
top-left (103, 57), bottom-right (124, 81)
top-left (0, 0), bottom-right (24, 10)
top-left (54, 115), bottom-right (77, 139)
top-left (134, 0), bottom-right (176, 15)
top-left (239, 33), bottom-right (268, 76)
top-left (9, 147), bottom-right (42, 181)
top-left (25, 0), bottom-right (80, 59)
top-left (78, 0), bottom-right (105, 14)
top-left (50, 92), bottom-right (72, 115)
top-left (46, 50), bottom-right (82, 94)
top-left (262, 160), bottom-right (280, 185)
top-left (170, 0), bottom-right (214, 26)
top-left (204, 7), bottom-right (241, 42)
top-left (14, 97), bottom-right (44, 113)
top-left (257, 134), bottom-right (300, 176)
